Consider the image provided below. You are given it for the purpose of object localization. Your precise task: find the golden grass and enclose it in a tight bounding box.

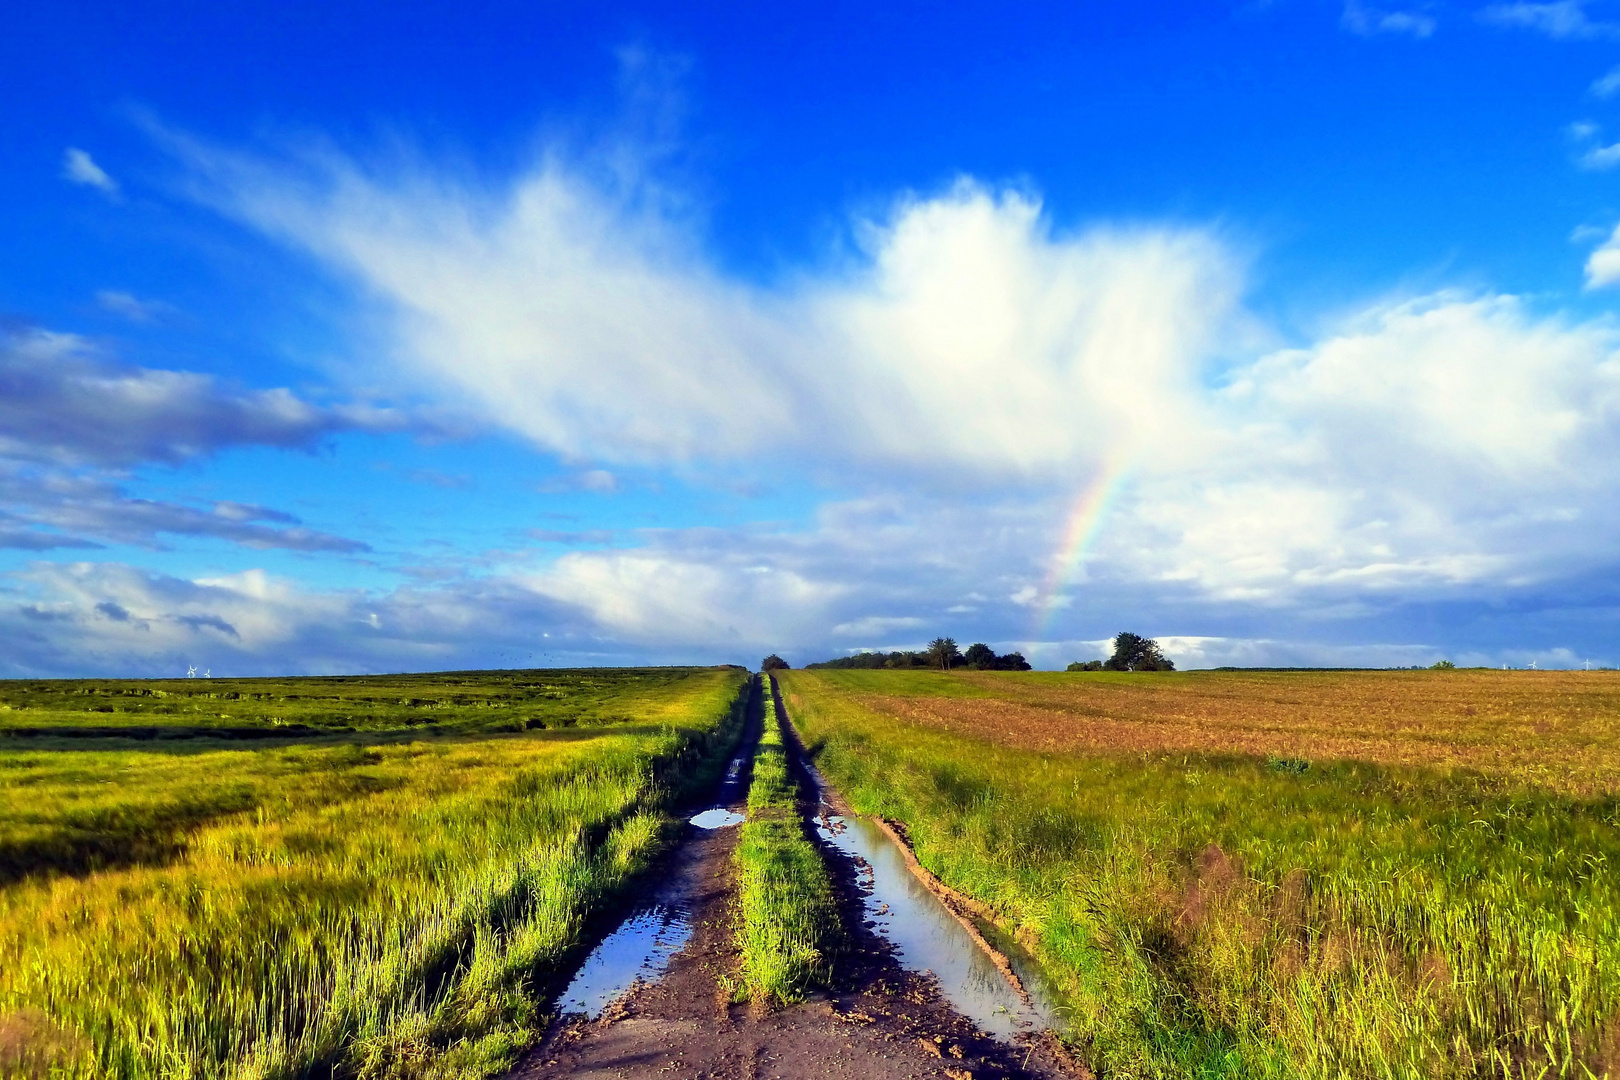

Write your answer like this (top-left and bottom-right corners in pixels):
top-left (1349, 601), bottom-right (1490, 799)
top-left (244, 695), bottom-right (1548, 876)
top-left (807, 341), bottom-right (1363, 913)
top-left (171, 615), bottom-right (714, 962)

top-left (0, 667), bottom-right (748, 1079)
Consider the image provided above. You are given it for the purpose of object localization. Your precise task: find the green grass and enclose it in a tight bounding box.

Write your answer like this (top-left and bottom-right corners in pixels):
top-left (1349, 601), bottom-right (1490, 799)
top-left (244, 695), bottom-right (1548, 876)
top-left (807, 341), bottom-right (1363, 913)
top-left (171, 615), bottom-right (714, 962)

top-left (780, 669), bottom-right (1620, 1080)
top-left (0, 666), bottom-right (749, 1079)
top-left (0, 668), bottom-right (706, 739)
top-left (731, 675), bottom-right (840, 1005)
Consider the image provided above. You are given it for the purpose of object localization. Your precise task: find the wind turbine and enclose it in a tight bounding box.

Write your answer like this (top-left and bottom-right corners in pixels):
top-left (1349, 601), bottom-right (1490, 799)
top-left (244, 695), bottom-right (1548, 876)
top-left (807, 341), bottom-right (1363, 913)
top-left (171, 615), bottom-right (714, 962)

top-left (203, 669), bottom-right (211, 679)
top-left (186, 665), bottom-right (196, 678)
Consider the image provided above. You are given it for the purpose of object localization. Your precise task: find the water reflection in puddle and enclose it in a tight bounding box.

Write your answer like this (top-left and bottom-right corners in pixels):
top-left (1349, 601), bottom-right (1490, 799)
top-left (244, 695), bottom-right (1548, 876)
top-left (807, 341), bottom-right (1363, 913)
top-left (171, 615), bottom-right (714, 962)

top-left (554, 720), bottom-right (759, 1019)
top-left (554, 904), bottom-right (692, 1018)
top-left (813, 813), bottom-right (1053, 1041)
top-left (689, 807), bottom-right (744, 829)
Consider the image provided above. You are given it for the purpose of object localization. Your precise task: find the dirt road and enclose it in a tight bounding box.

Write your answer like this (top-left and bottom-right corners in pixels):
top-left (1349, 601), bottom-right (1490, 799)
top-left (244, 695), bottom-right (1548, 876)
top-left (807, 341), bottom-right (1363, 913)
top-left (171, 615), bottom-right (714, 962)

top-left (510, 681), bottom-right (1076, 1080)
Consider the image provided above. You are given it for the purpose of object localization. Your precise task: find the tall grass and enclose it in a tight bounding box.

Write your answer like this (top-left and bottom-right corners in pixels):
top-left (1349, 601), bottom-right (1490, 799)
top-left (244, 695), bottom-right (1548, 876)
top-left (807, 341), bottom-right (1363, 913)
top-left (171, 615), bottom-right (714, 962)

top-left (731, 676), bottom-right (840, 1005)
top-left (0, 667), bottom-right (748, 1079)
top-left (780, 669), bottom-right (1620, 1080)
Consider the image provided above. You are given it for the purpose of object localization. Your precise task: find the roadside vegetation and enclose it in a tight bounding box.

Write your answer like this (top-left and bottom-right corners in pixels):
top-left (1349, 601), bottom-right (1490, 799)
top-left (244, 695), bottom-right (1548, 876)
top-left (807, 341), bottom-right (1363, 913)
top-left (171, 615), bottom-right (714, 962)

top-left (0, 666), bottom-right (748, 1079)
top-left (779, 667), bottom-right (1620, 1079)
top-left (731, 676), bottom-right (840, 1005)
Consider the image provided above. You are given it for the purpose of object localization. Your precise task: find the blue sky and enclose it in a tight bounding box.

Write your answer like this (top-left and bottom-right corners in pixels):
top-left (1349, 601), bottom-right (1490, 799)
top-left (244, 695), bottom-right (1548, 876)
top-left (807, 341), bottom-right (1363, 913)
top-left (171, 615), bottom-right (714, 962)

top-left (6, 0), bottom-right (1620, 675)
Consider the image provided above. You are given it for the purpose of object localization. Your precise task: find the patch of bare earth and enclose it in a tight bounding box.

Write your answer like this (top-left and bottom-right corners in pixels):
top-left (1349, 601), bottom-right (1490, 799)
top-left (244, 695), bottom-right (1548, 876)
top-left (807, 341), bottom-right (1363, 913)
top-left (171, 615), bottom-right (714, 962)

top-left (855, 670), bottom-right (1620, 792)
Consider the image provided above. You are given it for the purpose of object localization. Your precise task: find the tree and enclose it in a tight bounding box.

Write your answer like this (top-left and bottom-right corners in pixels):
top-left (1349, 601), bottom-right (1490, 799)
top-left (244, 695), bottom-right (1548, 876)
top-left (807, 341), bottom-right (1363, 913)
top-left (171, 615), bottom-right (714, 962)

top-left (963, 642), bottom-right (997, 669)
top-left (1430, 659), bottom-right (1455, 670)
top-left (1067, 659), bottom-right (1104, 672)
top-left (1103, 632), bottom-right (1175, 672)
top-left (995, 651), bottom-right (1032, 671)
top-left (761, 654), bottom-right (789, 671)
top-left (926, 637), bottom-right (962, 671)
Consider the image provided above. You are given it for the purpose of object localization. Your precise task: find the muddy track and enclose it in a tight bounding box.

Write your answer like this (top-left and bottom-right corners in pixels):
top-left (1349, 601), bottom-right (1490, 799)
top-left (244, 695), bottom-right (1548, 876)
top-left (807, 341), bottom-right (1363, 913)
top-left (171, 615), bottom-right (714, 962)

top-left (511, 676), bottom-right (1078, 1080)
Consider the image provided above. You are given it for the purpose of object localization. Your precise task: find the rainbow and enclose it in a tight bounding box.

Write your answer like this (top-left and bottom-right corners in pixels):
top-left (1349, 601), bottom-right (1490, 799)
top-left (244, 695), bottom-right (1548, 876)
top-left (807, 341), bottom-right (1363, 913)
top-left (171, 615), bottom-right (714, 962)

top-left (1032, 455), bottom-right (1133, 639)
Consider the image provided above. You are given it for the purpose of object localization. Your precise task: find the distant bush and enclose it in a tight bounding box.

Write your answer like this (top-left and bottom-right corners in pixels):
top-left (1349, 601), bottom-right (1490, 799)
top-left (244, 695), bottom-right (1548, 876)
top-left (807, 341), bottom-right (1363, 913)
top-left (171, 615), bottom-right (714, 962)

top-left (809, 642), bottom-right (1030, 671)
top-left (1067, 660), bottom-right (1104, 672)
top-left (1431, 659), bottom-right (1456, 670)
top-left (761, 654), bottom-right (790, 671)
top-left (963, 643), bottom-right (1032, 671)
top-left (806, 650), bottom-right (930, 670)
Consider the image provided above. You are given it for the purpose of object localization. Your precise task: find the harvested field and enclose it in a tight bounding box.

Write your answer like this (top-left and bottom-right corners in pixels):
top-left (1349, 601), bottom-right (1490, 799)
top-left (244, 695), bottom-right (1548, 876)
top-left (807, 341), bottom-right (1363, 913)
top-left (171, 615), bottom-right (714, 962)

top-left (829, 668), bottom-right (1620, 794)
top-left (781, 668), bottom-right (1620, 1080)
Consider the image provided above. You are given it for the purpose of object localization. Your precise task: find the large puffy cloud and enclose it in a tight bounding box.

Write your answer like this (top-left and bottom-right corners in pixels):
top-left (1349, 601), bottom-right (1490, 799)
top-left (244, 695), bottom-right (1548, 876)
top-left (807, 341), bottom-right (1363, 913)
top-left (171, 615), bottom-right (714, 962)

top-left (167, 132), bottom-right (1242, 478)
top-left (1114, 294), bottom-right (1620, 601)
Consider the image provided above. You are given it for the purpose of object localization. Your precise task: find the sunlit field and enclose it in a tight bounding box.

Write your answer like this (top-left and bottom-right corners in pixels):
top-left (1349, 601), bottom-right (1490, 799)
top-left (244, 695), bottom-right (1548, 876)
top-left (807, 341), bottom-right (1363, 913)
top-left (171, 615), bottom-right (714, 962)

top-left (0, 667), bottom-right (748, 1079)
top-left (780, 668), bottom-right (1620, 1079)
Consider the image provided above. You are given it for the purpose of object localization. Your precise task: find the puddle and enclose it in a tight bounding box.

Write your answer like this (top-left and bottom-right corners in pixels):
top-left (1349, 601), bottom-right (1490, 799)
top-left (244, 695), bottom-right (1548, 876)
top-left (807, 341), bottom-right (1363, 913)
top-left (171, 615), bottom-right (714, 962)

top-left (689, 808), bottom-right (744, 829)
top-left (551, 683), bottom-right (763, 1020)
top-left (796, 753), bottom-right (1063, 1043)
top-left (554, 904), bottom-right (692, 1018)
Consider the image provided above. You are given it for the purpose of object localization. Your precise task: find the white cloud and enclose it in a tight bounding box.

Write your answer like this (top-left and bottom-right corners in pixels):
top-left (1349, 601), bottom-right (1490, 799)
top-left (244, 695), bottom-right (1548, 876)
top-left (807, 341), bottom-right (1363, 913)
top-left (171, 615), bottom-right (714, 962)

top-left (1580, 142), bottom-right (1620, 168)
top-left (0, 328), bottom-right (405, 467)
top-left (95, 290), bottom-right (174, 323)
top-left (1585, 223), bottom-right (1620, 287)
top-left (1480, 0), bottom-right (1620, 38)
top-left (163, 130), bottom-right (1242, 481)
top-left (1117, 294), bottom-right (1620, 600)
top-left (1342, 2), bottom-right (1437, 37)
top-left (62, 148), bottom-right (119, 196)
top-left (1593, 65), bottom-right (1620, 96)
top-left (831, 615), bottom-right (924, 637)
top-left (119, 122), bottom-right (1620, 658)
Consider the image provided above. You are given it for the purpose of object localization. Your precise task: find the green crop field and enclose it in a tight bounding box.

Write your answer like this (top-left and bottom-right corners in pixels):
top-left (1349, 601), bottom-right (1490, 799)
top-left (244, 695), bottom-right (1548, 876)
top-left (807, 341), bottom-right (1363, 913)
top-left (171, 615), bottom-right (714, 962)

top-left (779, 668), bottom-right (1620, 1080)
top-left (0, 666), bottom-right (748, 1080)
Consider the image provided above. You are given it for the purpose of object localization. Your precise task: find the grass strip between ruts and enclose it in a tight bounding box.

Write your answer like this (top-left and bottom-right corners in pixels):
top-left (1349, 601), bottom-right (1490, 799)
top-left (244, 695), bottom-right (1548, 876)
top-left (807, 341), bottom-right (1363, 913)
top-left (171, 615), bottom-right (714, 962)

top-left (732, 675), bottom-right (840, 1004)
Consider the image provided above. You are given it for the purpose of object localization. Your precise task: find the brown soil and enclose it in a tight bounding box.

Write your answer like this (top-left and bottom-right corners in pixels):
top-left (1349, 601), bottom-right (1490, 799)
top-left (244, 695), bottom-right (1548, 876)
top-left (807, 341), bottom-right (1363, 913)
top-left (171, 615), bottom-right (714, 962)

top-left (510, 689), bottom-right (1079, 1080)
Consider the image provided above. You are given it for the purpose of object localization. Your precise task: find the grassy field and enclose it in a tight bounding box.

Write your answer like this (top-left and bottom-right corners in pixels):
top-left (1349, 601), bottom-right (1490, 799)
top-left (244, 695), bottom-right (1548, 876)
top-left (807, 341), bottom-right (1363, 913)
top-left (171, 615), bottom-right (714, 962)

top-left (730, 676), bottom-right (840, 1005)
top-left (779, 668), bottom-right (1620, 1080)
top-left (0, 666), bottom-right (748, 1079)
top-left (0, 668), bottom-right (703, 738)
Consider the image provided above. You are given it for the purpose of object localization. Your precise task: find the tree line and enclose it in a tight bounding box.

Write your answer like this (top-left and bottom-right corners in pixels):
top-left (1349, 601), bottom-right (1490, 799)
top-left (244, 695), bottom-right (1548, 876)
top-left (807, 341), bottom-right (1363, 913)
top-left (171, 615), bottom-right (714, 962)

top-left (804, 637), bottom-right (1030, 671)
top-left (774, 631), bottom-right (1175, 673)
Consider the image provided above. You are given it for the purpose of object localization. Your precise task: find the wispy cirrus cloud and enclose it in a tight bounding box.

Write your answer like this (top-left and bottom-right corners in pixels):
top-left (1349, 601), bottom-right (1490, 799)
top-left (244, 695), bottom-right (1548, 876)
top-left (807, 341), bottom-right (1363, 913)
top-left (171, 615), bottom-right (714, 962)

top-left (1479, 0), bottom-right (1620, 38)
top-left (1593, 64), bottom-right (1620, 96)
top-left (94, 290), bottom-right (177, 323)
top-left (1342, 2), bottom-right (1437, 37)
top-left (62, 148), bottom-right (119, 197)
